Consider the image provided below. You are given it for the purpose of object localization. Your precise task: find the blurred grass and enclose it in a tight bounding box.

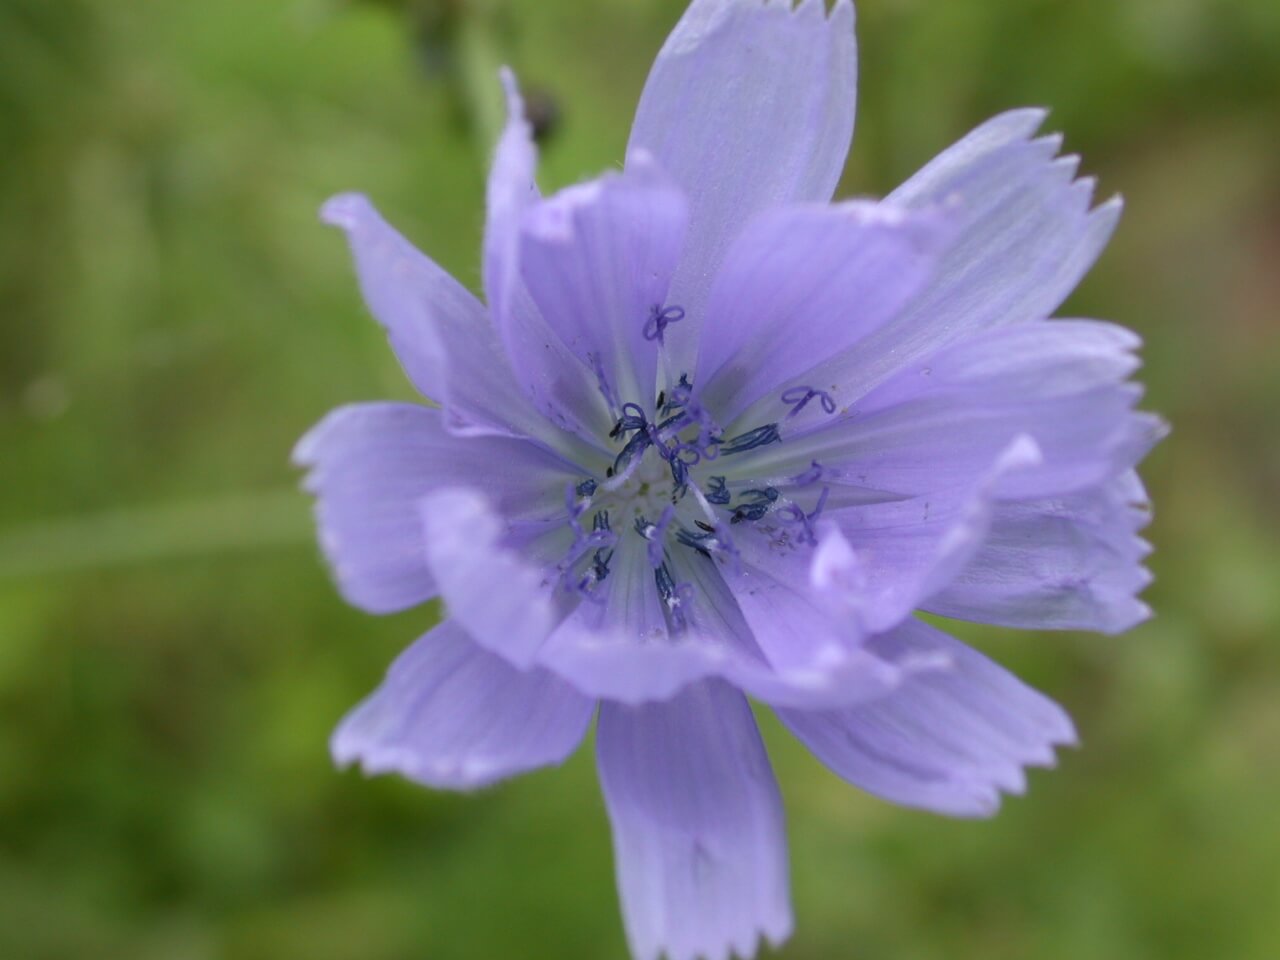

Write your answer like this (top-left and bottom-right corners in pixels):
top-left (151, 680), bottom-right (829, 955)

top-left (2, 0), bottom-right (1279, 958)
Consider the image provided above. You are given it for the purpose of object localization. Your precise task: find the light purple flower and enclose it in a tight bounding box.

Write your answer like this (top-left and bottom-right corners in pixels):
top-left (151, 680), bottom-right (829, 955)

top-left (295, 1), bottom-right (1165, 957)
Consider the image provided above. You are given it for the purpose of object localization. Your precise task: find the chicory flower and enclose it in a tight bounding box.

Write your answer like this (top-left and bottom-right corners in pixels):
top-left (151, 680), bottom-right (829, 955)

top-left (296, 1), bottom-right (1164, 957)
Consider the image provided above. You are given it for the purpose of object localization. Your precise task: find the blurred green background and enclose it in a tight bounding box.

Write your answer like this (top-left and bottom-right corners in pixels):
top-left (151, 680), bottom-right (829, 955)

top-left (2, 0), bottom-right (1279, 957)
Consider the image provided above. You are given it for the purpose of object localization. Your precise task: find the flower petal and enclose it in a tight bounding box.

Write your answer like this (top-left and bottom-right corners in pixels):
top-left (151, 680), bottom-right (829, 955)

top-left (332, 620), bottom-right (594, 790)
top-left (694, 201), bottom-right (946, 424)
top-left (811, 436), bottom-right (1044, 635)
top-left (484, 69), bottom-right (616, 445)
top-left (719, 523), bottom-right (864, 674)
top-left (597, 680), bottom-right (792, 960)
top-left (628, 0), bottom-right (857, 373)
top-left (420, 487), bottom-right (943, 709)
top-left (732, 320), bottom-right (1165, 501)
top-left (688, 438), bottom-right (1036, 710)
top-left (786, 110), bottom-right (1122, 405)
top-left (320, 194), bottom-right (545, 441)
top-left (421, 486), bottom-right (741, 702)
top-left (541, 536), bottom-right (735, 703)
top-left (887, 111), bottom-right (1122, 332)
top-left (926, 470), bottom-right (1155, 634)
top-left (420, 487), bottom-right (566, 668)
top-left (777, 619), bottom-right (1077, 818)
top-left (294, 404), bottom-right (573, 614)
top-left (538, 535), bottom-right (912, 709)
top-left (484, 69), bottom-right (540, 350)
top-left (710, 523), bottom-right (944, 710)
top-left (520, 158), bottom-right (688, 408)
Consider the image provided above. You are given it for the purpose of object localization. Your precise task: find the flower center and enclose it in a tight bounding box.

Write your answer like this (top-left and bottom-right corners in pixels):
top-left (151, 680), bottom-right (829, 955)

top-left (553, 306), bottom-right (840, 628)
top-left (599, 449), bottom-right (678, 526)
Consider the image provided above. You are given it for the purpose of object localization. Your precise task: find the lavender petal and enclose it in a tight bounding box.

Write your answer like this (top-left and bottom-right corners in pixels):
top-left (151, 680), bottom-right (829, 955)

top-left (320, 194), bottom-right (536, 440)
top-left (736, 111), bottom-right (1123, 426)
top-left (293, 404), bottom-right (572, 615)
top-left (694, 200), bottom-right (946, 424)
top-left (420, 487), bottom-right (565, 669)
top-left (484, 69), bottom-right (617, 446)
top-left (628, 0), bottom-right (857, 373)
top-left (926, 470), bottom-right (1155, 634)
top-left (332, 620), bottom-right (594, 790)
top-left (597, 680), bottom-right (792, 960)
top-left (520, 157), bottom-right (688, 408)
top-left (730, 320), bottom-right (1166, 502)
top-left (811, 436), bottom-right (1044, 635)
top-left (778, 618), bottom-right (1077, 818)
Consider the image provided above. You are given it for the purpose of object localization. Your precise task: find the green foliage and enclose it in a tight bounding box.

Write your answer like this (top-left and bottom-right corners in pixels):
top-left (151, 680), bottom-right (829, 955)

top-left (1, 0), bottom-right (1278, 956)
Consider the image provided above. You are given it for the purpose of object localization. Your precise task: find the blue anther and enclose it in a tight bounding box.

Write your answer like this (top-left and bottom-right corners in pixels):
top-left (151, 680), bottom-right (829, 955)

top-left (643, 304), bottom-right (686, 344)
top-left (656, 374), bottom-right (723, 461)
top-left (675, 526), bottom-right (714, 558)
top-left (613, 428), bottom-right (653, 474)
top-left (562, 503), bottom-right (620, 600)
top-left (590, 549), bottom-right (614, 583)
top-left (730, 501), bottom-right (772, 524)
top-left (782, 386), bottom-right (837, 418)
top-left (653, 562), bottom-right (690, 635)
top-left (669, 456), bottom-right (689, 497)
top-left (654, 562), bottom-right (676, 599)
top-left (634, 506), bottom-right (676, 567)
top-left (610, 402), bottom-right (649, 440)
top-left (720, 423), bottom-right (781, 456)
top-left (576, 478), bottom-right (598, 498)
top-left (740, 487), bottom-right (780, 505)
top-left (706, 476), bottom-right (731, 505)
top-left (663, 373), bottom-right (694, 415)
top-left (654, 411), bottom-right (688, 436)
top-left (573, 537), bottom-right (616, 600)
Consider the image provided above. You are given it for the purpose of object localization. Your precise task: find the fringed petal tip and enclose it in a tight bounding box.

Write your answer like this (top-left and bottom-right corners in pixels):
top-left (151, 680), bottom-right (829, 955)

top-left (290, 412), bottom-right (330, 472)
top-left (331, 728), bottom-right (459, 787)
top-left (291, 403), bottom-right (372, 472)
top-left (795, 0), bottom-right (855, 25)
top-left (598, 681), bottom-right (792, 960)
top-left (331, 622), bottom-right (594, 792)
top-left (1099, 193), bottom-right (1125, 218)
top-left (291, 404), bottom-right (449, 616)
top-left (330, 727), bottom-right (519, 793)
top-left (893, 105), bottom-right (1122, 233)
top-left (628, 906), bottom-right (793, 960)
top-left (780, 621), bottom-right (1080, 819)
top-left (1032, 128), bottom-right (1125, 225)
